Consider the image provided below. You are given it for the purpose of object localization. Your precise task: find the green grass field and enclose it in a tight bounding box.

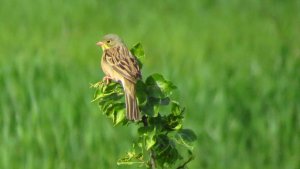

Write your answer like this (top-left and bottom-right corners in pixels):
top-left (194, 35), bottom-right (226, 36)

top-left (1, 0), bottom-right (299, 168)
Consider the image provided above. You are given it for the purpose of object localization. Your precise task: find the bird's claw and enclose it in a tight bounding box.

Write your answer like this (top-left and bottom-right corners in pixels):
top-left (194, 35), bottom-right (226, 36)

top-left (102, 76), bottom-right (112, 85)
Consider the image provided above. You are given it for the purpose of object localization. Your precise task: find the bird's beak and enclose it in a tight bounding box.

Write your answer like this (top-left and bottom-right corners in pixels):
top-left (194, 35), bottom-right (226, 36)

top-left (96, 41), bottom-right (104, 47)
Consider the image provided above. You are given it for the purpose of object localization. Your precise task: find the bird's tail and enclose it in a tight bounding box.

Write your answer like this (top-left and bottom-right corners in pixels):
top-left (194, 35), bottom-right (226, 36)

top-left (123, 79), bottom-right (140, 121)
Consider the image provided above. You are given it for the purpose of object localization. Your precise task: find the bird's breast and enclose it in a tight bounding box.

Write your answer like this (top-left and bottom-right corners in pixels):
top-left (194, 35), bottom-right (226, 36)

top-left (101, 55), bottom-right (124, 83)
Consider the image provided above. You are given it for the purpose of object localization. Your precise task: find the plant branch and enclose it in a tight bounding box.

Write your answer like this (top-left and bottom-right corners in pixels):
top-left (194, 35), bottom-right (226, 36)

top-left (150, 150), bottom-right (156, 169)
top-left (142, 115), bottom-right (156, 169)
top-left (142, 115), bottom-right (148, 127)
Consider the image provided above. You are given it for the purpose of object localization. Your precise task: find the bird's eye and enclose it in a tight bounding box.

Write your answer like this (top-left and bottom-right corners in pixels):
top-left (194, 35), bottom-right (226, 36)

top-left (106, 40), bottom-right (111, 44)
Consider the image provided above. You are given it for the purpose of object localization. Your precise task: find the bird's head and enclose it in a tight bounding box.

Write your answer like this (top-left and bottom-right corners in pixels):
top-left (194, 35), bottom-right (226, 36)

top-left (96, 34), bottom-right (124, 50)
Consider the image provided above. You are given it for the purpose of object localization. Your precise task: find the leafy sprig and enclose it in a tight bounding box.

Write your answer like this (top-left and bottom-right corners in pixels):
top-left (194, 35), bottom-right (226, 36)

top-left (91, 43), bottom-right (197, 168)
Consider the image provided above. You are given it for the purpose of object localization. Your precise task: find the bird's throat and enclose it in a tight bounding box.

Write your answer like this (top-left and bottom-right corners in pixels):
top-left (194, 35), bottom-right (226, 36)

top-left (101, 44), bottom-right (110, 50)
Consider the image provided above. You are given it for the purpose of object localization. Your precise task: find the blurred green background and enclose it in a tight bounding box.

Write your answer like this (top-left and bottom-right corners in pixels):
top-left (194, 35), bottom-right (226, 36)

top-left (1, 0), bottom-right (299, 168)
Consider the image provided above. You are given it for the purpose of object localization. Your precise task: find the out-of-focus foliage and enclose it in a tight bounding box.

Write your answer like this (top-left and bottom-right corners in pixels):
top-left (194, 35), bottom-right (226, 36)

top-left (1, 0), bottom-right (299, 169)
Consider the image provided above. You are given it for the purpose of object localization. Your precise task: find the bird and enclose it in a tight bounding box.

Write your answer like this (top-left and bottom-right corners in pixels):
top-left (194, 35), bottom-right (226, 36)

top-left (96, 34), bottom-right (141, 121)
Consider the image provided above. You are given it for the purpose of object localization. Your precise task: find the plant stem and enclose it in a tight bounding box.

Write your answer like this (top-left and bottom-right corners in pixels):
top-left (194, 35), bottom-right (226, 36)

top-left (142, 115), bottom-right (156, 169)
top-left (142, 115), bottom-right (148, 127)
top-left (150, 150), bottom-right (156, 169)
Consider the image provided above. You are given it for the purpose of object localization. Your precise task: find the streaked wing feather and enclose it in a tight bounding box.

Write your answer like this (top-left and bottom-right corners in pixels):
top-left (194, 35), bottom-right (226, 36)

top-left (104, 46), bottom-right (141, 82)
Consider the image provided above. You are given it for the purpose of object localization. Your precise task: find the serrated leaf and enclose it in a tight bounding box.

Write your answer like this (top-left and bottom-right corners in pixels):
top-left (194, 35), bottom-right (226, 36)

top-left (175, 129), bottom-right (197, 150)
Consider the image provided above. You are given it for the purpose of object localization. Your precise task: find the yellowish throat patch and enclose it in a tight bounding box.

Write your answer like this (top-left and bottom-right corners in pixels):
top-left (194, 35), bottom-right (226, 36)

top-left (101, 43), bottom-right (110, 50)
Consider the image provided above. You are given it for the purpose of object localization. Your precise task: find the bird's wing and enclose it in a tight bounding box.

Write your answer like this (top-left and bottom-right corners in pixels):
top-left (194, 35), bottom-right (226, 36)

top-left (104, 46), bottom-right (141, 83)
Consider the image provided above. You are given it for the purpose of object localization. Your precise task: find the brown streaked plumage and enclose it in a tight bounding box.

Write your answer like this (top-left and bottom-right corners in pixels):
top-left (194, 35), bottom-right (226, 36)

top-left (96, 34), bottom-right (141, 121)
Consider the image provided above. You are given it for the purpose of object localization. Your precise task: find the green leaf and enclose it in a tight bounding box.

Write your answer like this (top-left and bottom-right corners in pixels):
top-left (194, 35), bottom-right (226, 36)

top-left (137, 125), bottom-right (149, 134)
top-left (166, 115), bottom-right (183, 131)
top-left (141, 98), bottom-right (160, 117)
top-left (136, 80), bottom-right (147, 106)
top-left (171, 101), bottom-right (183, 116)
top-left (114, 108), bottom-right (126, 126)
top-left (117, 151), bottom-right (144, 166)
top-left (172, 123), bottom-right (182, 130)
top-left (174, 129), bottom-right (197, 150)
top-left (138, 126), bottom-right (156, 150)
top-left (92, 88), bottom-right (102, 102)
top-left (163, 112), bottom-right (183, 131)
top-left (145, 73), bottom-right (177, 98)
top-left (154, 134), bottom-right (181, 167)
top-left (146, 134), bottom-right (156, 150)
top-left (160, 97), bottom-right (170, 105)
top-left (130, 43), bottom-right (145, 68)
top-left (102, 82), bottom-right (123, 96)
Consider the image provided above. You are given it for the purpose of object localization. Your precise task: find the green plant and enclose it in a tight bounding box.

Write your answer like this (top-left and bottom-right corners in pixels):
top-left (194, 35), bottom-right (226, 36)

top-left (91, 43), bottom-right (197, 168)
